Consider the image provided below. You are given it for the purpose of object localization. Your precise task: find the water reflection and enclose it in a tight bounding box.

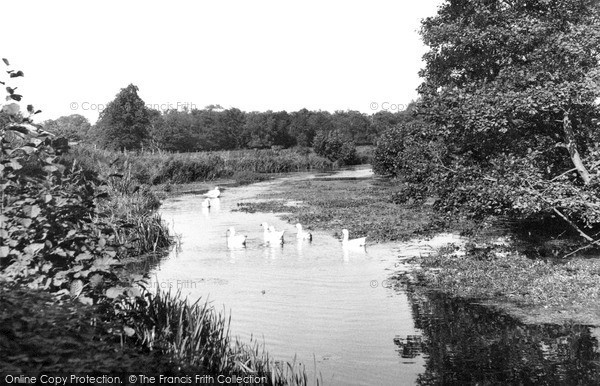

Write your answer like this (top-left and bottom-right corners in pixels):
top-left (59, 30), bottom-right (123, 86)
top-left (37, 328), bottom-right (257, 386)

top-left (210, 197), bottom-right (221, 213)
top-left (400, 289), bottom-right (600, 385)
top-left (155, 166), bottom-right (600, 385)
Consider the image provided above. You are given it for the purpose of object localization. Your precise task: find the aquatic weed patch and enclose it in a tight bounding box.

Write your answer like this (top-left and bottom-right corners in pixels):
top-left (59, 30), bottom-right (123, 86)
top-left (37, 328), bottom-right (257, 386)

top-left (413, 251), bottom-right (600, 325)
top-left (237, 177), bottom-right (437, 243)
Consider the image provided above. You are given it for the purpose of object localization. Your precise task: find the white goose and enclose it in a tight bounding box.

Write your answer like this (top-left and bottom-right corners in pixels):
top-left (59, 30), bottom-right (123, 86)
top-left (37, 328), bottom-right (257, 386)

top-left (226, 227), bottom-right (247, 247)
top-left (268, 226), bottom-right (285, 245)
top-left (260, 222), bottom-right (271, 242)
top-left (342, 229), bottom-right (366, 248)
top-left (295, 223), bottom-right (312, 241)
top-left (204, 186), bottom-right (221, 199)
top-left (201, 198), bottom-right (211, 208)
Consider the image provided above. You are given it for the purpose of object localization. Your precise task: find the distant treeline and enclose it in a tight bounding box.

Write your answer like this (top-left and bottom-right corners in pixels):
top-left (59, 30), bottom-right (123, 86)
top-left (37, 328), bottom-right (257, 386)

top-left (42, 85), bottom-right (415, 156)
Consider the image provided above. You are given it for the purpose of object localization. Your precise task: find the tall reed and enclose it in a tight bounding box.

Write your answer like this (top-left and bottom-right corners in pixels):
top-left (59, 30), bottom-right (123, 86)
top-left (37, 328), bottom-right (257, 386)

top-left (68, 144), bottom-right (333, 185)
top-left (120, 289), bottom-right (321, 385)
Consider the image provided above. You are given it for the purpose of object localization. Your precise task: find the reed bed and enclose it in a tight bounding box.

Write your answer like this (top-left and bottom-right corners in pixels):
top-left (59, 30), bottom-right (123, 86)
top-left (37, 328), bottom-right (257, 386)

top-left (120, 289), bottom-right (321, 385)
top-left (68, 144), bottom-right (333, 185)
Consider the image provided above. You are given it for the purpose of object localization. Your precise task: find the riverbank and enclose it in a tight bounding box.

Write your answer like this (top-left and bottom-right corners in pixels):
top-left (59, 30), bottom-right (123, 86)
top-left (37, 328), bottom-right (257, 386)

top-left (230, 167), bottom-right (600, 326)
top-left (1, 139), bottom-right (316, 384)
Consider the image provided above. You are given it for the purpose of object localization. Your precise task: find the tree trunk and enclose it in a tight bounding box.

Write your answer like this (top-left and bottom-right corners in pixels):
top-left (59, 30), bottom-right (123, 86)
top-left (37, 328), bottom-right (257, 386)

top-left (563, 111), bottom-right (591, 185)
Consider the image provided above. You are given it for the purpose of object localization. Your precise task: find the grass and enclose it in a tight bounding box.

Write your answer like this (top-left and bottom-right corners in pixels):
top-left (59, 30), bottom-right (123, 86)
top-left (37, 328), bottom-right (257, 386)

top-left (118, 288), bottom-right (320, 385)
top-left (68, 144), bottom-right (333, 185)
top-left (0, 285), bottom-right (179, 373)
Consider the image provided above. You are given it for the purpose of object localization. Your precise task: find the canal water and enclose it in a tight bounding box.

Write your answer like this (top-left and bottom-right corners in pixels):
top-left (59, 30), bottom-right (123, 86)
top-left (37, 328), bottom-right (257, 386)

top-left (151, 167), bottom-right (600, 385)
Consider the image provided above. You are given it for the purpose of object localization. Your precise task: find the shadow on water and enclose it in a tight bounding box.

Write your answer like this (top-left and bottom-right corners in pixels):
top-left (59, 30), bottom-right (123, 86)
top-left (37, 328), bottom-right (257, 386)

top-left (396, 287), bottom-right (600, 385)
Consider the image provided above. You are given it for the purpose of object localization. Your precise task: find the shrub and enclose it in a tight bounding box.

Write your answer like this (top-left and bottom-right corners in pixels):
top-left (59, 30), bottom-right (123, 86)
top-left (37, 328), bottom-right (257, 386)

top-left (373, 126), bottom-right (406, 177)
top-left (313, 130), bottom-right (359, 165)
top-left (373, 122), bottom-right (442, 183)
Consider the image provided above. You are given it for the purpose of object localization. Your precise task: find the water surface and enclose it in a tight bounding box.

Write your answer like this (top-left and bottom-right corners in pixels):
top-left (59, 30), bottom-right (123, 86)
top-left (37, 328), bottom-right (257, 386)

top-left (152, 168), bottom-right (600, 385)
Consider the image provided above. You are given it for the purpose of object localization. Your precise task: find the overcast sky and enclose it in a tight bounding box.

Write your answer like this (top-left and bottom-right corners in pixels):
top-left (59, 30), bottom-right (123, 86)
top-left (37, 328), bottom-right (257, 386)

top-left (3, 0), bottom-right (442, 124)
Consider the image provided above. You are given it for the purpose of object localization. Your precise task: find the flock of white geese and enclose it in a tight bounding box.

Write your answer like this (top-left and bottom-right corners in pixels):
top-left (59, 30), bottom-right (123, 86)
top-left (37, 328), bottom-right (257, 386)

top-left (202, 186), bottom-right (367, 250)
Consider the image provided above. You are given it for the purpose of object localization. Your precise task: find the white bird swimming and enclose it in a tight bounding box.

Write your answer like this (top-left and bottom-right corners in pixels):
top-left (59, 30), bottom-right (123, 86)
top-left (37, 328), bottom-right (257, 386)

top-left (268, 226), bottom-right (285, 245)
top-left (226, 227), bottom-right (247, 247)
top-left (341, 229), bottom-right (366, 248)
top-left (204, 187), bottom-right (221, 199)
top-left (260, 222), bottom-right (271, 242)
top-left (295, 223), bottom-right (312, 241)
top-left (201, 198), bottom-right (211, 208)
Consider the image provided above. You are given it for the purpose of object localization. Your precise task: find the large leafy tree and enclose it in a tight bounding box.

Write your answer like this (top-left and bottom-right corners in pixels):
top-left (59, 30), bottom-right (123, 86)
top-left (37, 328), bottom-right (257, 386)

top-left (207, 108), bottom-right (246, 150)
top-left (94, 84), bottom-right (151, 150)
top-left (331, 110), bottom-right (372, 145)
top-left (417, 0), bottom-right (600, 231)
top-left (43, 114), bottom-right (91, 141)
top-left (149, 109), bottom-right (200, 152)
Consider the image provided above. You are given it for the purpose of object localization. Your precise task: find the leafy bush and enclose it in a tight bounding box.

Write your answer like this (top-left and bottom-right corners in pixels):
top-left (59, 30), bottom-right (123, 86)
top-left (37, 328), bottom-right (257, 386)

top-left (373, 122), bottom-right (442, 183)
top-left (313, 130), bottom-right (360, 165)
top-left (373, 126), bottom-right (407, 177)
top-left (0, 60), bottom-right (171, 304)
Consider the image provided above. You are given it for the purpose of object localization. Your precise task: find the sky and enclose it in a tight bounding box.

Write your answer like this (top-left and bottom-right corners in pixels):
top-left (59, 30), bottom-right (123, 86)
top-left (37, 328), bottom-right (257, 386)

top-left (2, 0), bottom-right (442, 124)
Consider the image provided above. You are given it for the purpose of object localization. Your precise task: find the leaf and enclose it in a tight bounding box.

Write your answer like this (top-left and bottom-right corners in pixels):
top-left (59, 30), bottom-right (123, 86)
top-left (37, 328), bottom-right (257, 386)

top-left (1, 103), bottom-right (20, 115)
top-left (123, 326), bottom-right (136, 337)
top-left (10, 94), bottom-right (22, 101)
top-left (23, 205), bottom-right (41, 218)
top-left (10, 160), bottom-right (22, 170)
top-left (2, 58), bottom-right (9, 66)
top-left (89, 274), bottom-right (103, 288)
top-left (0, 246), bottom-right (9, 258)
top-left (24, 243), bottom-right (45, 255)
top-left (18, 218), bottom-right (32, 227)
top-left (91, 256), bottom-right (119, 271)
top-left (43, 165), bottom-right (58, 173)
top-left (74, 270), bottom-right (90, 278)
top-left (19, 146), bottom-right (37, 155)
top-left (70, 279), bottom-right (84, 297)
top-left (125, 287), bottom-right (142, 298)
top-left (75, 252), bottom-right (93, 261)
top-left (105, 287), bottom-right (124, 299)
top-left (9, 71), bottom-right (24, 78)
top-left (27, 104), bottom-right (34, 113)
top-left (78, 296), bottom-right (93, 305)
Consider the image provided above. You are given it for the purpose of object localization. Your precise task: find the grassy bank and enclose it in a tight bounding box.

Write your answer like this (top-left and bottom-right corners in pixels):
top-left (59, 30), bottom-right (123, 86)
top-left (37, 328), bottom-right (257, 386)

top-left (234, 170), bottom-right (600, 326)
top-left (68, 144), bottom-right (333, 186)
